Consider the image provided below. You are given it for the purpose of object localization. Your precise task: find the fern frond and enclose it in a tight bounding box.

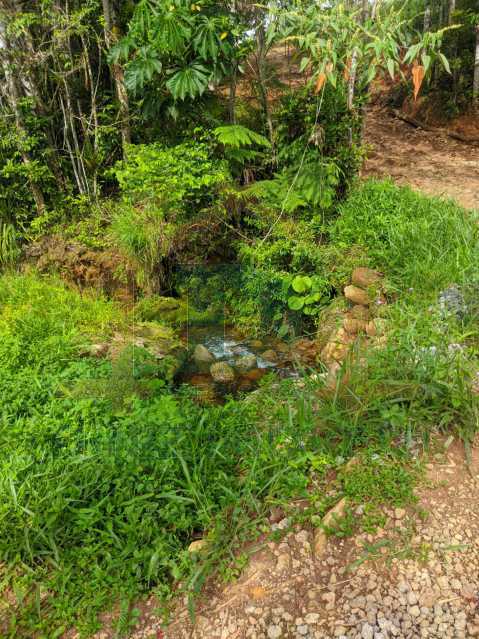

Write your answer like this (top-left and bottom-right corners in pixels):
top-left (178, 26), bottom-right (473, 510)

top-left (214, 125), bottom-right (271, 149)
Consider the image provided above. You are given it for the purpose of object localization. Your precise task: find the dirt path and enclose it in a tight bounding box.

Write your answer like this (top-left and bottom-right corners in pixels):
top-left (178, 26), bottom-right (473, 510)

top-left (124, 438), bottom-right (479, 639)
top-left (362, 107), bottom-right (479, 212)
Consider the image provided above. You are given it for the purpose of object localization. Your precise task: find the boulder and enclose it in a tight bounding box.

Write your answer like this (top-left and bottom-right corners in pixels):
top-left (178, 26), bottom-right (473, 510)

top-left (344, 285), bottom-right (371, 306)
top-left (235, 354), bottom-right (257, 372)
top-left (350, 304), bottom-right (370, 321)
top-left (352, 267), bottom-right (383, 289)
top-left (262, 349), bottom-right (278, 363)
top-left (193, 343), bottom-right (215, 366)
top-left (343, 318), bottom-right (368, 335)
top-left (210, 361), bottom-right (235, 383)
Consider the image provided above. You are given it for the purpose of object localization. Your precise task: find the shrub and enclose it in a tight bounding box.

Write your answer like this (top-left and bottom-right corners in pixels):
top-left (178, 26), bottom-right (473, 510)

top-left (113, 140), bottom-right (229, 214)
top-left (111, 140), bottom-right (231, 291)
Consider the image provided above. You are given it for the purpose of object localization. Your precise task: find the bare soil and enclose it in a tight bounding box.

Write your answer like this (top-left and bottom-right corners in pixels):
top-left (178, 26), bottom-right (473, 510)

top-left (120, 437), bottom-right (479, 639)
top-left (362, 107), bottom-right (479, 212)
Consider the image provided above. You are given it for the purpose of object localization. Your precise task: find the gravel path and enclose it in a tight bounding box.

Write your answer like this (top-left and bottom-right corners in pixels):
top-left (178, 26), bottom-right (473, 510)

top-left (124, 438), bottom-right (479, 639)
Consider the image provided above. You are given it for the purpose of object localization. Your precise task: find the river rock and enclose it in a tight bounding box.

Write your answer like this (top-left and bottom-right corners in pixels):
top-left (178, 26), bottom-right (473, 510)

top-left (351, 305), bottom-right (370, 321)
top-left (344, 285), bottom-right (371, 306)
top-left (352, 267), bottom-right (383, 289)
top-left (262, 349), bottom-right (278, 362)
top-left (210, 361), bottom-right (235, 383)
top-left (243, 368), bottom-right (267, 382)
top-left (194, 344), bottom-right (215, 366)
top-left (188, 539), bottom-right (208, 554)
top-left (274, 341), bottom-right (290, 354)
top-left (323, 497), bottom-right (348, 528)
top-left (235, 354), bottom-right (257, 372)
top-left (343, 318), bottom-right (368, 334)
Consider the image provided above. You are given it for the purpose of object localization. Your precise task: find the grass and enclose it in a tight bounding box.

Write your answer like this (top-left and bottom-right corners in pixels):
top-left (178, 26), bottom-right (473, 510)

top-left (1, 181), bottom-right (479, 636)
top-left (332, 179), bottom-right (479, 293)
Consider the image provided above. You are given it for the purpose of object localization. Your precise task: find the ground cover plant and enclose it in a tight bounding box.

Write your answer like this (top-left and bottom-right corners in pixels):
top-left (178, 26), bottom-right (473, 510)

top-left (0, 0), bottom-right (478, 636)
top-left (1, 178), bottom-right (479, 636)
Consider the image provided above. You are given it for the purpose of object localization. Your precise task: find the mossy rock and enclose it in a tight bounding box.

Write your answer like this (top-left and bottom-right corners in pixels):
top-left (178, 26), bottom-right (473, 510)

top-left (135, 295), bottom-right (219, 327)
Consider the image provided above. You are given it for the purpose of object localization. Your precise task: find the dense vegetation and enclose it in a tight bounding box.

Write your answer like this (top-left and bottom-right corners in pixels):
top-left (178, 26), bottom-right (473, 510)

top-left (0, 0), bottom-right (478, 636)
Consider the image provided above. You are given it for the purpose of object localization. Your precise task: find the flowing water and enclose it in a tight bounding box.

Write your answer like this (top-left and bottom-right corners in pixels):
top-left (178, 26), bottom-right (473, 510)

top-left (178, 325), bottom-right (299, 401)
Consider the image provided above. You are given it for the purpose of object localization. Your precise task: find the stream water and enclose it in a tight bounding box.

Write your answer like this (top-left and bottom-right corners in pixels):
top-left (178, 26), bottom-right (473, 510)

top-left (178, 325), bottom-right (299, 401)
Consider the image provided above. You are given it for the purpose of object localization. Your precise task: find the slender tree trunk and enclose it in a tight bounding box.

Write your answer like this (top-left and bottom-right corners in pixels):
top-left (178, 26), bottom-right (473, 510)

top-left (228, 62), bottom-right (237, 124)
top-left (448, 0), bottom-right (455, 25)
top-left (347, 50), bottom-right (358, 111)
top-left (81, 34), bottom-right (100, 197)
top-left (361, 0), bottom-right (369, 23)
top-left (102, 0), bottom-right (131, 156)
top-left (474, 25), bottom-right (479, 108)
top-left (423, 5), bottom-right (431, 32)
top-left (255, 23), bottom-right (274, 152)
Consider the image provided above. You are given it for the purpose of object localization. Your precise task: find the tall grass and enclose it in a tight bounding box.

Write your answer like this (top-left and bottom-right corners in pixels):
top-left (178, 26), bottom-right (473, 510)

top-left (332, 179), bottom-right (479, 293)
top-left (2, 181), bottom-right (479, 636)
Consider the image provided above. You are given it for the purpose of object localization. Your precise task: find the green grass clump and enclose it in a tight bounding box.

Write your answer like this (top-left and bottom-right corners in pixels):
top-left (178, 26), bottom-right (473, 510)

top-left (2, 181), bottom-right (479, 636)
top-left (331, 180), bottom-right (479, 292)
top-left (341, 455), bottom-right (417, 507)
top-left (0, 274), bottom-right (338, 637)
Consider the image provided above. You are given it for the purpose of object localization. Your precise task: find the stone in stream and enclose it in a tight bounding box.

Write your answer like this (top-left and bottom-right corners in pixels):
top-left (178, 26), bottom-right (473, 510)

top-left (243, 368), bottom-right (267, 382)
top-left (193, 343), bottom-right (215, 366)
top-left (235, 353), bottom-right (257, 372)
top-left (210, 361), bottom-right (235, 383)
top-left (262, 349), bottom-right (278, 363)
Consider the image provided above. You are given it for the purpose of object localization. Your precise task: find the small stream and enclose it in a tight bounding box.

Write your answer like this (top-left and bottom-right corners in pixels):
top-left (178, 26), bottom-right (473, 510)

top-left (178, 325), bottom-right (299, 401)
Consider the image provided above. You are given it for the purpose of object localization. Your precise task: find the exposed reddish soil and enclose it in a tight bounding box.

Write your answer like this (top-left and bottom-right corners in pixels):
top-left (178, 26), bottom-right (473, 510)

top-left (362, 106), bottom-right (479, 212)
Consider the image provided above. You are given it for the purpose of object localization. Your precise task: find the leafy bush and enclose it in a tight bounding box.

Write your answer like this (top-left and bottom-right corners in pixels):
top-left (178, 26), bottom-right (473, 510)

top-left (113, 140), bottom-right (229, 212)
top-left (111, 139), bottom-right (231, 291)
top-left (235, 219), bottom-right (362, 333)
top-left (274, 86), bottom-right (364, 205)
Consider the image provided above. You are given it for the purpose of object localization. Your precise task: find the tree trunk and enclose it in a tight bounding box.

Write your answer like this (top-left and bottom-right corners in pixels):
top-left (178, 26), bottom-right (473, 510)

top-left (0, 26), bottom-right (46, 215)
top-left (474, 25), bottom-right (479, 108)
top-left (448, 0), bottom-right (455, 25)
top-left (423, 5), bottom-right (431, 32)
top-left (102, 0), bottom-right (131, 156)
top-left (255, 23), bottom-right (274, 152)
top-left (361, 0), bottom-right (369, 22)
top-left (228, 62), bottom-right (237, 124)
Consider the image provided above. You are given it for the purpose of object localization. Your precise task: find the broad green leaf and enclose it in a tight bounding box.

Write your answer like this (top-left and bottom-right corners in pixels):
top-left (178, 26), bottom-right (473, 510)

top-left (292, 275), bottom-right (312, 293)
top-left (288, 295), bottom-right (305, 311)
top-left (166, 63), bottom-right (209, 100)
top-left (438, 53), bottom-right (451, 74)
